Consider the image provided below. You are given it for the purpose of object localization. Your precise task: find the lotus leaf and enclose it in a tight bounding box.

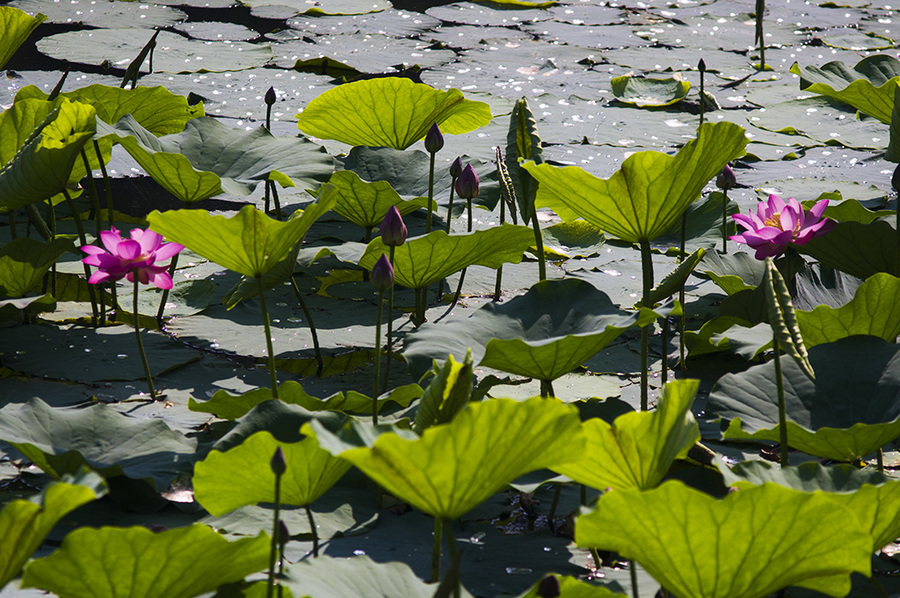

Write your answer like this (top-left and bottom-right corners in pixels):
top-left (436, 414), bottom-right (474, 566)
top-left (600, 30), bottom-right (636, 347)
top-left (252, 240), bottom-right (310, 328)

top-left (801, 196), bottom-right (894, 224)
top-left (799, 219), bottom-right (897, 281)
top-left (576, 480), bottom-right (872, 598)
top-left (0, 6), bottom-right (45, 71)
top-left (552, 379), bottom-right (700, 491)
top-left (0, 294), bottom-right (55, 319)
top-left (522, 122), bottom-right (748, 243)
top-left (0, 470), bottom-right (106, 589)
top-left (21, 524), bottom-right (269, 598)
top-left (610, 75), bottom-right (691, 107)
top-left (518, 575), bottom-right (626, 597)
top-left (296, 77), bottom-right (492, 150)
top-left (0, 237), bottom-right (74, 297)
top-left (413, 351), bottom-right (474, 434)
top-left (506, 97), bottom-right (544, 224)
top-left (307, 397), bottom-right (583, 520)
top-left (651, 191), bottom-right (739, 252)
top-left (244, 0), bottom-right (391, 15)
top-left (700, 250), bottom-right (767, 295)
top-left (358, 224), bottom-right (534, 290)
top-left (539, 221), bottom-right (605, 260)
top-left (320, 169), bottom-right (432, 231)
top-left (708, 335), bottom-right (900, 461)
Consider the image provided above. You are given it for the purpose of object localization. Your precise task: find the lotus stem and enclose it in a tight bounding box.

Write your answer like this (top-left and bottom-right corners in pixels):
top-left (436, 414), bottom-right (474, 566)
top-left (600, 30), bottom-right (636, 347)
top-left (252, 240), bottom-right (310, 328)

top-left (630, 560), bottom-right (639, 598)
top-left (773, 336), bottom-right (788, 468)
top-left (277, 524), bottom-right (286, 598)
top-left (91, 140), bottom-right (114, 227)
top-left (661, 313), bottom-right (668, 384)
top-left (132, 278), bottom-right (158, 400)
top-left (373, 288), bottom-right (384, 424)
top-left (756, 0), bottom-right (766, 69)
top-left (540, 379), bottom-right (554, 398)
top-left (679, 214), bottom-right (687, 377)
top-left (895, 200), bottom-right (899, 278)
top-left (63, 189), bottom-right (99, 326)
top-left (722, 189), bottom-right (729, 253)
top-left (267, 460), bottom-right (284, 598)
top-left (494, 186), bottom-right (506, 301)
top-left (445, 177), bottom-right (457, 234)
top-left (878, 449), bottom-right (885, 473)
top-left (305, 504), bottom-right (319, 557)
top-left (698, 59), bottom-right (706, 126)
top-left (443, 519), bottom-right (457, 566)
top-left (432, 515), bottom-right (443, 583)
top-left (290, 275), bottom-right (323, 377)
top-left (80, 150), bottom-right (107, 324)
top-left (47, 198), bottom-right (57, 297)
top-left (427, 152), bottom-right (436, 233)
top-left (264, 178), bottom-right (271, 214)
top-left (383, 246), bottom-right (396, 392)
top-left (271, 181), bottom-right (282, 221)
top-left (257, 278), bottom-right (279, 399)
top-left (547, 485), bottom-right (561, 532)
top-left (530, 210), bottom-right (546, 282)
top-left (156, 253), bottom-right (179, 325)
top-left (639, 239), bottom-right (654, 411)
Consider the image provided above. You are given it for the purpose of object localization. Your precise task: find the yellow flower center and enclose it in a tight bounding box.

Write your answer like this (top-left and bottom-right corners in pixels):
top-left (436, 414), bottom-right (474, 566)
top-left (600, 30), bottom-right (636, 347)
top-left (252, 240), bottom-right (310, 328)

top-left (764, 212), bottom-right (781, 229)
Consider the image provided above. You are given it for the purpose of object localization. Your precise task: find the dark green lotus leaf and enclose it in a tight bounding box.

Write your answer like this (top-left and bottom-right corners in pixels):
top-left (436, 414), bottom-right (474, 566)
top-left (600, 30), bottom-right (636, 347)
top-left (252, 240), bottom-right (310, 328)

top-left (245, 0), bottom-right (390, 15)
top-left (213, 400), bottom-right (349, 452)
top-left (0, 6), bottom-right (45, 71)
top-left (296, 78), bottom-right (492, 150)
top-left (799, 220), bottom-right (897, 280)
top-left (308, 397), bottom-right (583, 520)
top-left (651, 191), bottom-right (739, 252)
top-left (319, 169), bottom-right (432, 231)
top-left (0, 397), bottom-right (197, 488)
top-left (640, 248), bottom-right (705, 308)
top-left (193, 431), bottom-right (351, 516)
top-left (553, 379), bottom-right (700, 491)
top-left (700, 251), bottom-right (767, 295)
top-left (723, 460), bottom-right (900, 550)
top-left (684, 317), bottom-right (772, 360)
top-left (404, 278), bottom-right (666, 381)
top-left (539, 221), bottom-right (605, 260)
top-left (96, 115), bottom-right (334, 202)
top-left (801, 196), bottom-right (894, 224)
top-left (0, 294), bottom-right (55, 319)
top-left (22, 524), bottom-right (269, 598)
top-left (518, 575), bottom-right (626, 597)
top-left (358, 224), bottom-right (534, 290)
top-left (790, 56), bottom-right (900, 123)
top-left (0, 470), bottom-right (106, 589)
top-left (523, 122), bottom-right (748, 243)
top-left (188, 381), bottom-right (422, 420)
top-left (709, 335), bottom-right (900, 461)
top-left (797, 273), bottom-right (900, 347)
top-left (0, 237), bottom-right (74, 297)
top-left (576, 480), bottom-right (873, 598)
top-left (610, 75), bottom-right (691, 107)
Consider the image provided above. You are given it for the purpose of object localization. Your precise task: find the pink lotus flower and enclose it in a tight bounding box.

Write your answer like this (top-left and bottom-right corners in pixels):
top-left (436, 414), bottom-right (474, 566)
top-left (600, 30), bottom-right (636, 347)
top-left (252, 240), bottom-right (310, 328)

top-left (81, 227), bottom-right (183, 289)
top-left (731, 194), bottom-right (834, 259)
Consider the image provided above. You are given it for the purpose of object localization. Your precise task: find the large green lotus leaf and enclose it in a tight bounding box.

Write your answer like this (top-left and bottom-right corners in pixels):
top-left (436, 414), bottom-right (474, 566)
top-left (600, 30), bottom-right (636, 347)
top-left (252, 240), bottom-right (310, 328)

top-left (708, 335), bottom-right (900, 461)
top-left (189, 381), bottom-right (422, 420)
top-left (553, 379), bottom-right (700, 491)
top-left (700, 251), bottom-right (767, 295)
top-left (610, 75), bottom-right (691, 107)
top-left (651, 191), bottom-right (739, 253)
top-left (799, 219), bottom-right (897, 280)
top-left (193, 431), bottom-right (351, 516)
top-left (96, 115), bottom-right (334, 202)
top-left (0, 237), bottom-right (74, 297)
top-left (684, 317), bottom-right (772, 360)
top-left (790, 55), bottom-right (900, 123)
top-left (522, 122), bottom-right (748, 243)
top-left (518, 575), bottom-right (626, 597)
top-left (0, 294), bottom-right (55, 319)
top-left (321, 169), bottom-right (431, 230)
top-left (308, 397), bottom-right (583, 520)
top-left (147, 198), bottom-right (335, 278)
top-left (0, 98), bottom-right (96, 212)
top-left (21, 524), bottom-right (269, 598)
top-left (723, 460), bottom-right (900, 550)
top-left (797, 273), bottom-right (900, 347)
top-left (16, 84), bottom-right (204, 136)
top-left (296, 77), bottom-right (492, 150)
top-left (358, 224), bottom-right (534, 290)
top-left (539, 221), bottom-right (606, 260)
top-left (575, 480), bottom-right (873, 598)
top-left (0, 397), bottom-right (197, 488)
top-left (0, 6), bottom-right (45, 71)
top-left (0, 470), bottom-right (106, 589)
top-left (801, 196), bottom-right (894, 225)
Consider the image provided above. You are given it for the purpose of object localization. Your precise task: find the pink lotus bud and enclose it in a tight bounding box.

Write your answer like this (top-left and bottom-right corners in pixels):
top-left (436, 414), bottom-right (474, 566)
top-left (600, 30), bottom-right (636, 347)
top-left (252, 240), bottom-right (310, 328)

top-left (450, 156), bottom-right (463, 178)
top-left (380, 205), bottom-right (407, 246)
top-left (424, 123), bottom-right (443, 154)
top-left (371, 254), bottom-right (394, 291)
top-left (716, 164), bottom-right (736, 191)
top-left (455, 164), bottom-right (479, 199)
top-left (270, 447), bottom-right (286, 475)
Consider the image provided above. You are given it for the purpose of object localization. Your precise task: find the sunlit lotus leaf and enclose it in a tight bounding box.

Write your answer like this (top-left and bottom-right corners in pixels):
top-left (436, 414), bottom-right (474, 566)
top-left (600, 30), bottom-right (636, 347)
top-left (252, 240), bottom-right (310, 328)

top-left (610, 75), bottom-right (691, 107)
top-left (0, 98), bottom-right (96, 212)
top-left (700, 251), bottom-right (766, 295)
top-left (296, 78), bottom-right (492, 150)
top-left (790, 56), bottom-right (900, 123)
top-left (193, 431), bottom-right (351, 516)
top-left (522, 122), bottom-right (748, 243)
top-left (709, 335), bottom-right (900, 461)
top-left (188, 381), bottom-right (422, 420)
top-left (0, 237), bottom-right (74, 297)
top-left (799, 220), bottom-right (898, 280)
top-left (723, 460), bottom-right (900, 551)
top-left (797, 273), bottom-right (900, 347)
top-left (95, 115), bottom-right (333, 203)
top-left (576, 481), bottom-right (872, 598)
top-left (801, 196), bottom-right (894, 225)
top-left (0, 7), bottom-right (45, 71)
top-left (358, 224), bottom-right (534, 290)
top-left (308, 397), bottom-right (583, 520)
top-left (319, 169), bottom-right (432, 231)
top-left (518, 575), bottom-right (626, 597)
top-left (553, 379), bottom-right (700, 491)
top-left (0, 470), bottom-right (106, 589)
top-left (403, 278), bottom-right (668, 381)
top-left (147, 196), bottom-right (335, 278)
top-left (413, 351), bottom-right (473, 434)
top-left (539, 221), bottom-right (605, 260)
top-left (22, 524), bottom-right (269, 598)
top-left (0, 397), bottom-right (197, 488)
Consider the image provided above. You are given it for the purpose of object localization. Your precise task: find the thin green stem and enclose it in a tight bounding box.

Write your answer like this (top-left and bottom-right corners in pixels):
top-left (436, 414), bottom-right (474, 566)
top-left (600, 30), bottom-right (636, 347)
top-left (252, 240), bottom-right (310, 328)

top-left (443, 519), bottom-right (457, 567)
top-left (639, 240), bottom-right (654, 411)
top-left (271, 181), bottom-right (282, 221)
top-left (92, 140), bottom-right (114, 227)
top-left (383, 246), bottom-right (396, 392)
top-left (156, 254), bottom-right (179, 324)
top-left (531, 209), bottom-right (546, 282)
top-left (699, 69), bottom-right (705, 126)
top-left (290, 275), bottom-right (323, 377)
top-left (305, 504), bottom-right (319, 557)
top-left (374, 289), bottom-right (384, 424)
top-left (722, 189), bottom-right (729, 254)
top-left (661, 315), bottom-right (668, 384)
top-left (80, 149), bottom-right (102, 239)
top-left (773, 336), bottom-right (788, 468)
top-left (267, 472), bottom-right (283, 598)
top-left (679, 213), bottom-right (687, 377)
top-left (878, 448), bottom-right (885, 473)
top-left (432, 515), bottom-right (443, 583)
top-left (540, 379), bottom-right (554, 398)
top-left (445, 178), bottom-right (457, 233)
top-left (630, 560), bottom-right (639, 598)
top-left (47, 199), bottom-right (57, 297)
top-left (547, 485), bottom-right (561, 531)
top-left (494, 188), bottom-right (506, 301)
top-left (63, 189), bottom-right (98, 326)
top-left (427, 152), bottom-right (436, 233)
top-left (896, 199), bottom-right (899, 277)
top-left (132, 278), bottom-right (158, 400)
top-left (257, 279), bottom-right (279, 398)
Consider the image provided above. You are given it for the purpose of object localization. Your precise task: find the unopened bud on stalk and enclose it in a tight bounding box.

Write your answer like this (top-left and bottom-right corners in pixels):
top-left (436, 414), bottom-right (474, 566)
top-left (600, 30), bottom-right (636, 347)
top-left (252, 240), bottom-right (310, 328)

top-left (277, 520), bottom-right (290, 546)
top-left (698, 58), bottom-right (706, 73)
top-left (270, 447), bottom-right (286, 475)
top-left (424, 123), bottom-right (443, 154)
top-left (716, 164), bottom-right (737, 191)
top-left (380, 205), bottom-right (407, 246)
top-left (455, 164), bottom-right (479, 200)
top-left (371, 254), bottom-right (394, 292)
top-left (265, 86), bottom-right (276, 106)
top-left (450, 156), bottom-right (463, 178)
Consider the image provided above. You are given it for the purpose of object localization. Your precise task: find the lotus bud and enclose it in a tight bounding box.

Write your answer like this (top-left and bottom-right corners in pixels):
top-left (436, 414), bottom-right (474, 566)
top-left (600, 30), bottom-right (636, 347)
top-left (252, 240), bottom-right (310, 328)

top-left (277, 519), bottom-right (290, 546)
top-left (455, 164), bottom-right (479, 199)
top-left (698, 58), bottom-right (706, 73)
top-left (380, 205), bottom-right (407, 247)
top-left (537, 575), bottom-right (560, 598)
top-left (265, 86), bottom-right (276, 106)
top-left (424, 122), bottom-right (443, 154)
top-left (716, 164), bottom-right (736, 191)
top-left (449, 156), bottom-right (463, 178)
top-left (270, 447), bottom-right (286, 475)
top-left (371, 254), bottom-right (394, 291)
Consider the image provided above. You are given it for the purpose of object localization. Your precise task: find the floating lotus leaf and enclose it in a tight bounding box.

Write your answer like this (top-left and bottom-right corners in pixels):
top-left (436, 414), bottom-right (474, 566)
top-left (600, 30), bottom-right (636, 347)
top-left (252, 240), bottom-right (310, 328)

top-left (244, 0), bottom-right (391, 15)
top-left (576, 480), bottom-right (873, 598)
top-left (700, 251), bottom-right (766, 295)
top-left (0, 397), bottom-right (197, 488)
top-left (802, 196), bottom-right (894, 224)
top-left (358, 224), bottom-right (534, 290)
top-left (0, 294), bottom-right (55, 319)
top-left (0, 237), bottom-right (74, 297)
top-left (308, 397), bottom-right (583, 520)
top-left (147, 197), bottom-right (335, 278)
top-left (296, 78), bottom-right (492, 150)
top-left (0, 470), bottom-right (106, 589)
top-left (651, 191), bottom-right (739, 252)
top-left (708, 335), bottom-right (900, 461)
top-left (0, 6), bottom-right (45, 71)
top-left (22, 524), bottom-right (269, 598)
top-left (193, 431), bottom-right (351, 516)
top-left (320, 169), bottom-right (432, 231)
top-left (610, 75), bottom-right (691, 107)
top-left (522, 122), bottom-right (748, 243)
top-left (552, 379), bottom-right (700, 491)
top-left (799, 220), bottom-right (897, 281)
top-left (539, 221), bottom-right (605, 260)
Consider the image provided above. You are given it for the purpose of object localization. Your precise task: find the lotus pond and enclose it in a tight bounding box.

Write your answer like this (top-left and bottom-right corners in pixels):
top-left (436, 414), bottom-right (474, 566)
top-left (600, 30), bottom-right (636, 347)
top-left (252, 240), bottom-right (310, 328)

top-left (4, 0), bottom-right (900, 597)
